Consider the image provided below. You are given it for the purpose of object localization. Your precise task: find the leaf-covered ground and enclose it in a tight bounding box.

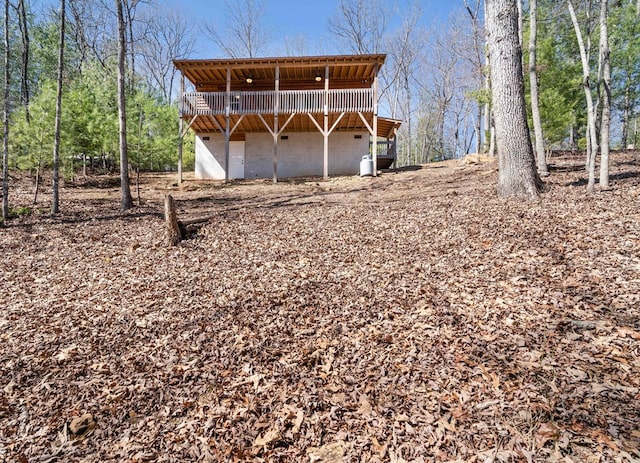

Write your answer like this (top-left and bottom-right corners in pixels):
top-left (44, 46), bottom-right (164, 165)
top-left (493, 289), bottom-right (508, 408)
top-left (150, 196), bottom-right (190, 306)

top-left (1, 153), bottom-right (639, 462)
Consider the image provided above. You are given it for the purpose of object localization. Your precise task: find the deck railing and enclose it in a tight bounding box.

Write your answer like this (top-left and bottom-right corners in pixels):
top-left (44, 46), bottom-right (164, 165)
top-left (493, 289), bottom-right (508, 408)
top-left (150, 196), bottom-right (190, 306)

top-left (180, 88), bottom-right (374, 116)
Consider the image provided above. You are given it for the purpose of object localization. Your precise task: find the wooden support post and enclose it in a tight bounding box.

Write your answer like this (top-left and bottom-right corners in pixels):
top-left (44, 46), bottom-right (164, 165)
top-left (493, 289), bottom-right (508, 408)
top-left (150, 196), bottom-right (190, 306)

top-left (373, 64), bottom-right (379, 176)
top-left (177, 72), bottom-right (184, 185)
top-left (273, 65), bottom-right (280, 183)
top-left (224, 68), bottom-right (231, 183)
top-left (323, 64), bottom-right (329, 180)
top-left (164, 194), bottom-right (182, 246)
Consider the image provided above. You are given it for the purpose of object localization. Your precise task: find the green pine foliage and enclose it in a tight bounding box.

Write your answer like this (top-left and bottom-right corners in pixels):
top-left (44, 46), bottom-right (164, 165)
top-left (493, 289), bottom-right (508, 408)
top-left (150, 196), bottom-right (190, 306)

top-left (522, 0), bottom-right (640, 150)
top-left (522, 1), bottom-right (584, 149)
top-left (6, 7), bottom-right (192, 178)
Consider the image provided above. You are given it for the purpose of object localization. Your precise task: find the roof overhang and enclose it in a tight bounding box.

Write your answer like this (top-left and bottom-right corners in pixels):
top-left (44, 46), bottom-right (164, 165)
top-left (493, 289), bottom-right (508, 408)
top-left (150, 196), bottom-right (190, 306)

top-left (173, 54), bottom-right (387, 92)
top-left (175, 54), bottom-right (401, 138)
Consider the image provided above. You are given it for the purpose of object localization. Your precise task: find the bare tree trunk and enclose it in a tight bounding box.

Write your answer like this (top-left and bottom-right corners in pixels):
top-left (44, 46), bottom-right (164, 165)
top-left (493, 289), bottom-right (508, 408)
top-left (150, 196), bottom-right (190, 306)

top-left (116, 0), bottom-right (133, 211)
top-left (529, 0), bottom-right (548, 176)
top-left (486, 0), bottom-right (542, 199)
top-left (516, 0), bottom-right (523, 55)
top-left (126, 1), bottom-right (135, 77)
top-left (51, 0), bottom-right (66, 215)
top-left (33, 161), bottom-right (40, 205)
top-left (17, 0), bottom-right (30, 123)
top-left (489, 121), bottom-right (496, 157)
top-left (567, 0), bottom-right (598, 195)
top-left (483, 0), bottom-right (493, 155)
top-left (621, 86), bottom-right (630, 149)
top-left (598, 0), bottom-right (611, 189)
top-left (463, 0), bottom-right (484, 154)
top-left (136, 104), bottom-right (142, 205)
top-left (2, 0), bottom-right (9, 223)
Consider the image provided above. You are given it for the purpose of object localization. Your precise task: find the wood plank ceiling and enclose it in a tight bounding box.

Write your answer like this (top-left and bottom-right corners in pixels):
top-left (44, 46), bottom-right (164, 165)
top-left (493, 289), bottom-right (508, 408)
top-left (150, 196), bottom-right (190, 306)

top-left (174, 54), bottom-right (401, 138)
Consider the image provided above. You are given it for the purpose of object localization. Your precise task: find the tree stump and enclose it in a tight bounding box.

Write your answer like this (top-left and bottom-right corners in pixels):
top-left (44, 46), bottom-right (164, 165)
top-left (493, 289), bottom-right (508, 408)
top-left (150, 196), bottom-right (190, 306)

top-left (164, 194), bottom-right (182, 246)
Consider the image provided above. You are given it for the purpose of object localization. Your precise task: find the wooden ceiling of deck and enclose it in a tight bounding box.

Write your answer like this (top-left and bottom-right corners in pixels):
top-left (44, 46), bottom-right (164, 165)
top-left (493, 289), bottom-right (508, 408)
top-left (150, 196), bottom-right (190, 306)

top-left (174, 54), bottom-right (386, 92)
top-left (186, 112), bottom-right (401, 139)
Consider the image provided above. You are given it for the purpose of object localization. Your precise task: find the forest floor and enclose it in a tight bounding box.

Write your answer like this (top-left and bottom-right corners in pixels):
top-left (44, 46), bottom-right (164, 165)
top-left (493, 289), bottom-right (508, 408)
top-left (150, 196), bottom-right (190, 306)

top-left (1, 152), bottom-right (639, 462)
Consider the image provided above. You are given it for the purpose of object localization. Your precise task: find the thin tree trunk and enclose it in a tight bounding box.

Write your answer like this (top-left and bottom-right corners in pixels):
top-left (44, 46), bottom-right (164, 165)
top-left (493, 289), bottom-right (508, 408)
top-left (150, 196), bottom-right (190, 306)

top-left (621, 86), bottom-right (630, 149)
top-left (489, 122), bottom-right (496, 157)
top-left (136, 104), bottom-right (143, 205)
top-left (516, 0), bottom-right (523, 57)
top-left (463, 0), bottom-right (484, 155)
top-left (598, 0), bottom-right (610, 189)
top-left (486, 0), bottom-right (542, 199)
top-left (51, 0), bottom-right (66, 214)
top-left (567, 0), bottom-right (598, 194)
top-left (33, 162), bottom-right (40, 205)
top-left (116, 0), bottom-right (133, 211)
top-left (125, 0), bottom-right (136, 93)
top-left (483, 0), bottom-right (493, 155)
top-left (404, 76), bottom-right (412, 165)
top-left (17, 0), bottom-right (30, 123)
top-left (529, 0), bottom-right (548, 176)
top-left (475, 105), bottom-right (481, 154)
top-left (33, 114), bottom-right (46, 204)
top-left (2, 0), bottom-right (10, 223)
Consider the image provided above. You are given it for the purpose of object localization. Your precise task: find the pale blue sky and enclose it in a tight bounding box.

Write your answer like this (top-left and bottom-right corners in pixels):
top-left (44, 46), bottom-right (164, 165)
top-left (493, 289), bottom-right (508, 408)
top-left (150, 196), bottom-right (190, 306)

top-left (182, 0), bottom-right (468, 58)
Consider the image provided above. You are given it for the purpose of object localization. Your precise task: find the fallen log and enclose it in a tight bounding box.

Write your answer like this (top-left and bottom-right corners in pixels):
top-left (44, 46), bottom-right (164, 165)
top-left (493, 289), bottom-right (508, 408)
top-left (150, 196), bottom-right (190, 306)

top-left (179, 215), bottom-right (219, 227)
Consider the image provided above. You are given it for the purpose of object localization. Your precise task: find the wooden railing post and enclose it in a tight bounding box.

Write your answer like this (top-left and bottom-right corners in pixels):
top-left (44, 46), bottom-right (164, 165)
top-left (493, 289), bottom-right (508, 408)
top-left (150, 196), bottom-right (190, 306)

top-left (181, 88), bottom-right (374, 116)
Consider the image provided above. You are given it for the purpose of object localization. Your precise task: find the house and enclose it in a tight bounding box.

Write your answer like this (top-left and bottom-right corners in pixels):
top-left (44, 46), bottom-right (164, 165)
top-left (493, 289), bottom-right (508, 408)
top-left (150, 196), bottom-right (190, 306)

top-left (173, 54), bottom-right (401, 182)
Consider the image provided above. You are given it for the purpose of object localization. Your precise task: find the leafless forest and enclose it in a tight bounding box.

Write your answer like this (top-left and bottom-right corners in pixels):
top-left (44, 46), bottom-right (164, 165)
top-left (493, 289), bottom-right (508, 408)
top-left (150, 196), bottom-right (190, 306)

top-left (1, 153), bottom-right (639, 462)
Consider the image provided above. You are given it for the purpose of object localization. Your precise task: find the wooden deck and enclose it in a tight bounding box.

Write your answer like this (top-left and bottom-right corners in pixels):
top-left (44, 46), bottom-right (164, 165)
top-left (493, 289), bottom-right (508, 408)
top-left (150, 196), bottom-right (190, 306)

top-left (180, 88), bottom-right (374, 117)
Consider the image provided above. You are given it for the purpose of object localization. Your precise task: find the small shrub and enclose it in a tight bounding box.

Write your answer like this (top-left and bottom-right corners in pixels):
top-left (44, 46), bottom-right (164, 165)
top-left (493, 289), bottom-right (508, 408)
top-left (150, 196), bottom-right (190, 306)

top-left (9, 206), bottom-right (33, 218)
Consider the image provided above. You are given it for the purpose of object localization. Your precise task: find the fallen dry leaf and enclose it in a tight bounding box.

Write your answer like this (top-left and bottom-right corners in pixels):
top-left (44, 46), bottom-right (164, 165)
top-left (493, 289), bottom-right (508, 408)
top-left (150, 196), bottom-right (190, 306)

top-left (307, 442), bottom-right (345, 463)
top-left (535, 422), bottom-right (561, 448)
top-left (1, 153), bottom-right (638, 462)
top-left (253, 428), bottom-right (280, 448)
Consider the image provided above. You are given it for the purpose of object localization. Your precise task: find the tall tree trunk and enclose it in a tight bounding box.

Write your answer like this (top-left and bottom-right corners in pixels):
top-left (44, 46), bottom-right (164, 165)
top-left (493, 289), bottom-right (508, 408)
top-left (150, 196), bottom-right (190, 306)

top-left (463, 0), bottom-right (484, 154)
top-left (621, 85), bottom-right (630, 149)
top-left (567, 0), bottom-right (598, 195)
top-left (51, 0), bottom-right (66, 214)
top-left (125, 0), bottom-right (136, 93)
top-left (486, 0), bottom-right (542, 199)
top-left (483, 0), bottom-right (493, 155)
top-left (529, 0), bottom-right (548, 176)
top-left (598, 0), bottom-right (611, 188)
top-left (2, 0), bottom-right (10, 223)
top-left (116, 0), bottom-right (133, 211)
top-left (516, 0), bottom-right (523, 56)
top-left (17, 0), bottom-right (30, 123)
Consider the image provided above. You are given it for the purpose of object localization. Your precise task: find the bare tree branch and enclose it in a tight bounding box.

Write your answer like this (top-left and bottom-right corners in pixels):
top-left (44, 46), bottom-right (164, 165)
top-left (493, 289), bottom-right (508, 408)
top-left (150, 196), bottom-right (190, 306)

top-left (202, 0), bottom-right (270, 58)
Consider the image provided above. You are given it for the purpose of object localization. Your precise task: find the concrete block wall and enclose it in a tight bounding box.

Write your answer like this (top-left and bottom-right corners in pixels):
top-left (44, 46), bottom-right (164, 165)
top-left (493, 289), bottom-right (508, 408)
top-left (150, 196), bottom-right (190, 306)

top-left (195, 131), bottom-right (369, 179)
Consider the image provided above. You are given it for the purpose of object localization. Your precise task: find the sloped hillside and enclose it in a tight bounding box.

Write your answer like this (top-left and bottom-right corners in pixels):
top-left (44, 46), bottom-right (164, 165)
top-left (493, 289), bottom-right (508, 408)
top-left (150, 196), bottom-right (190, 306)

top-left (1, 153), bottom-right (639, 462)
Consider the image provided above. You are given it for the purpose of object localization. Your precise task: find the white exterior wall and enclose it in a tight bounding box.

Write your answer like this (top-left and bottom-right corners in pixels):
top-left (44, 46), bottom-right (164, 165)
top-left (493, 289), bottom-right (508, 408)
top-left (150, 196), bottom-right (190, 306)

top-left (195, 131), bottom-right (369, 179)
top-left (195, 134), bottom-right (226, 179)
